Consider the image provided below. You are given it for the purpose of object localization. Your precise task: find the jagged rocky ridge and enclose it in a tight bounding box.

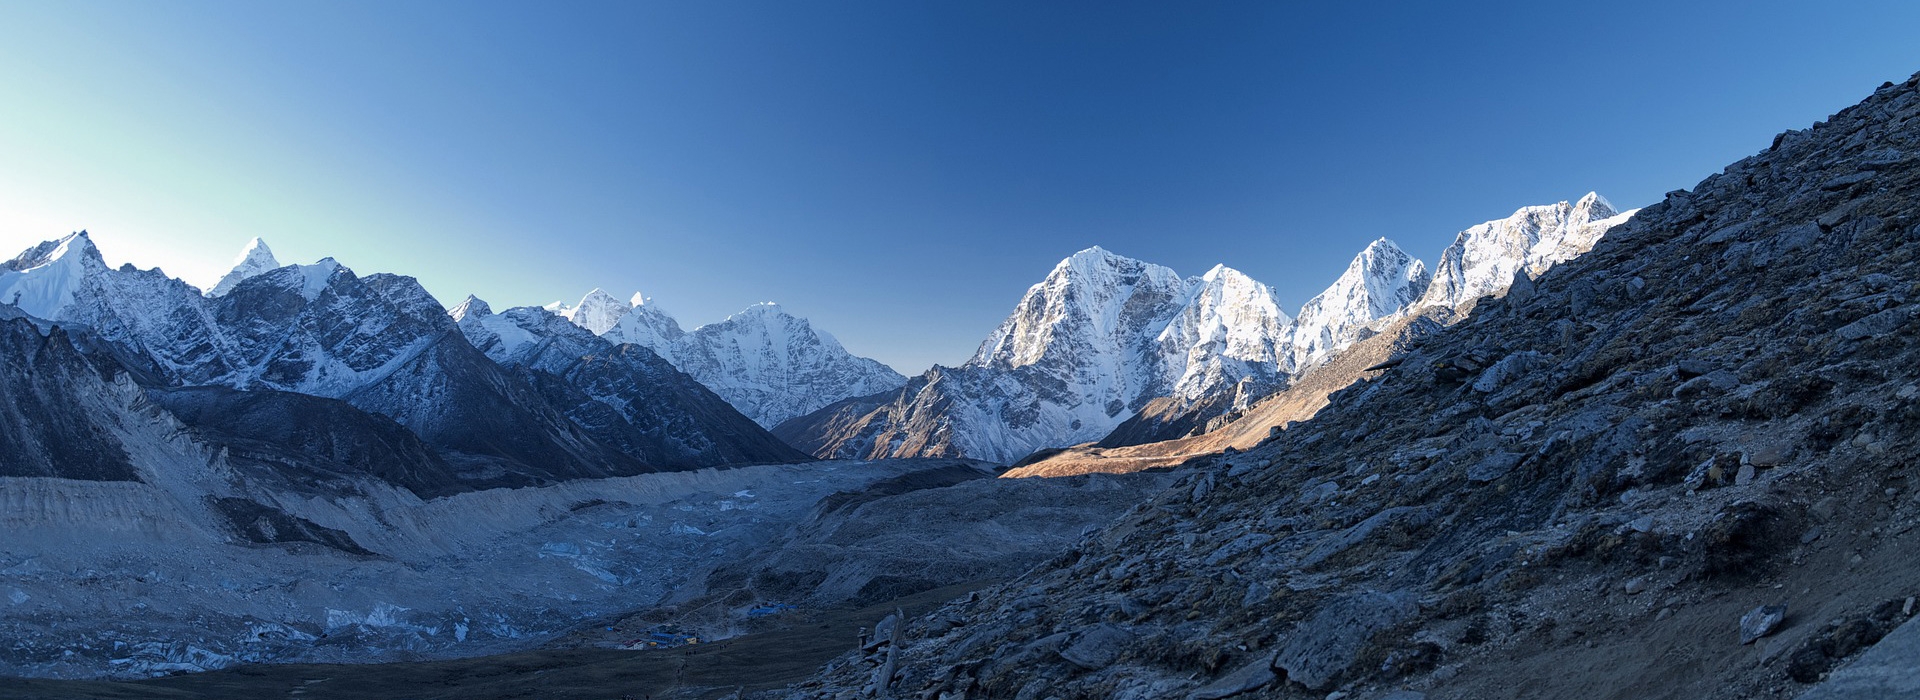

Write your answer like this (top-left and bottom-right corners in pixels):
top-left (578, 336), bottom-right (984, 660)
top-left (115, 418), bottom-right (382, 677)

top-left (782, 195), bottom-right (1627, 465)
top-left (791, 74), bottom-right (1920, 699)
top-left (1416, 192), bottom-right (1631, 313)
top-left (0, 235), bottom-right (804, 491)
top-left (548, 289), bottom-right (906, 428)
top-left (456, 301), bottom-right (809, 467)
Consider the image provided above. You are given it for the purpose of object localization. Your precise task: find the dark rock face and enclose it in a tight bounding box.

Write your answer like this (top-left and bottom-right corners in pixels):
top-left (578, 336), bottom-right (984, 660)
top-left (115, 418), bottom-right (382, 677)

top-left (456, 307), bottom-right (810, 470)
top-left (1094, 391), bottom-right (1243, 448)
top-left (209, 496), bottom-right (376, 556)
top-left (150, 386), bottom-right (465, 499)
top-left (0, 320), bottom-right (137, 481)
top-left (211, 266), bottom-right (453, 393)
top-left (772, 371), bottom-right (958, 460)
top-left (342, 331), bottom-right (652, 487)
top-left (791, 74), bottom-right (1920, 700)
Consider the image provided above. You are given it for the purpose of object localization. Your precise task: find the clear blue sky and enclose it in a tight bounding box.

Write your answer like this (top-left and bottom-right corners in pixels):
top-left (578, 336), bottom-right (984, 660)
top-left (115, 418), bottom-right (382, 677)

top-left (1, 1), bottom-right (1916, 373)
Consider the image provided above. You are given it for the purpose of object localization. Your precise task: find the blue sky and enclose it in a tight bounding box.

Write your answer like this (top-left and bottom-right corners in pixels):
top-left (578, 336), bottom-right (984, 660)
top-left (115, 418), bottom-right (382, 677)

top-left (1, 1), bottom-right (1916, 373)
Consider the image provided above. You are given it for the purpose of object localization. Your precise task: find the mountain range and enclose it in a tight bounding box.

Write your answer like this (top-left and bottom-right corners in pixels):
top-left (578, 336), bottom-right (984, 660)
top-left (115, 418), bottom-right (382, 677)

top-left (778, 193), bottom-right (1634, 464)
top-left (0, 233), bottom-right (805, 494)
top-left (543, 290), bottom-right (907, 428)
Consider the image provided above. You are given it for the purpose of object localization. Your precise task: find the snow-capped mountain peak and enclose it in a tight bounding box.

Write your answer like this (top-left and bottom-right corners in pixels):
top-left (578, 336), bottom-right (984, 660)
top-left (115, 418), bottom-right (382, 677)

top-left (1417, 193), bottom-right (1636, 310)
top-left (1157, 263), bottom-right (1294, 399)
top-left (208, 237), bottom-right (281, 297)
top-left (554, 288), bottom-right (631, 335)
top-left (655, 300), bottom-right (904, 426)
top-left (1289, 237), bottom-right (1432, 369)
top-left (972, 246), bottom-right (1189, 370)
top-left (577, 293), bottom-right (905, 427)
top-left (719, 301), bottom-right (790, 323)
top-left (294, 258), bottom-right (345, 301)
top-left (449, 294), bottom-right (492, 322)
top-left (1572, 191), bottom-right (1616, 220)
top-left (0, 231), bottom-right (105, 319)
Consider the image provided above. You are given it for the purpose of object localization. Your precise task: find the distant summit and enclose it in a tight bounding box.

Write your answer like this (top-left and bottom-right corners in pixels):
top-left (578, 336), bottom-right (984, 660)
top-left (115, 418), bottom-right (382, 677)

top-left (548, 288), bottom-right (906, 426)
top-left (207, 237), bottom-right (281, 297)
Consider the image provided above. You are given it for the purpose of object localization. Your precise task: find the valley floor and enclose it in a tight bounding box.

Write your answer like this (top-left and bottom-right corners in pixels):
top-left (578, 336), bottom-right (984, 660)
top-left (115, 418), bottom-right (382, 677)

top-left (1, 582), bottom-right (985, 700)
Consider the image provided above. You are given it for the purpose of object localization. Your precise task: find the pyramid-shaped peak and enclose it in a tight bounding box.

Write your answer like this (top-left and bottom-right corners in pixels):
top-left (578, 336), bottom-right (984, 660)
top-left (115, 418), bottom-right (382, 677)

top-left (449, 294), bottom-right (492, 321)
top-left (578, 288), bottom-right (625, 305)
top-left (1197, 263), bottom-right (1257, 285)
top-left (562, 287), bottom-right (634, 335)
top-left (6, 231), bottom-right (101, 273)
top-left (1351, 238), bottom-right (1420, 268)
top-left (1573, 191), bottom-right (1618, 219)
top-left (209, 236), bottom-right (285, 296)
top-left (237, 237), bottom-right (275, 262)
top-left (1362, 237), bottom-right (1406, 254)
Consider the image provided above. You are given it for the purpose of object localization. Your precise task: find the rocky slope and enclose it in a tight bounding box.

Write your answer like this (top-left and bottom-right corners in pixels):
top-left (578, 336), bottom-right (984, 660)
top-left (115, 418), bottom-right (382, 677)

top-left (1017, 314), bottom-right (1444, 478)
top-left (551, 290), bottom-right (907, 427)
top-left (791, 73), bottom-right (1920, 700)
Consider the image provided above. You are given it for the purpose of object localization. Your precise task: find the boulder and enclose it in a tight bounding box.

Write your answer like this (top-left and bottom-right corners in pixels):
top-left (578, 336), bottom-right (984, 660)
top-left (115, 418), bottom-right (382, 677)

top-left (1187, 653), bottom-right (1277, 699)
top-left (1467, 452), bottom-right (1526, 482)
top-left (1673, 370), bottom-right (1740, 399)
top-left (1741, 605), bottom-right (1787, 644)
top-left (1273, 590), bottom-right (1417, 690)
top-left (1059, 624), bottom-right (1132, 670)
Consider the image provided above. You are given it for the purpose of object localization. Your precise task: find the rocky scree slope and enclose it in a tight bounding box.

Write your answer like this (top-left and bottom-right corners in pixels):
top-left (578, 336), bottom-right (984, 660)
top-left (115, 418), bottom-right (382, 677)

top-left (1011, 314), bottom-right (1446, 479)
top-left (789, 74), bottom-right (1920, 700)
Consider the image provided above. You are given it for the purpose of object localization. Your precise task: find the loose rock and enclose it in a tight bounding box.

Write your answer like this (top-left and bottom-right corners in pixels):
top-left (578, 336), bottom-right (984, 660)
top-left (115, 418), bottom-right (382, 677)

top-left (1741, 605), bottom-right (1788, 644)
top-left (1058, 623), bottom-right (1132, 670)
top-left (1187, 653), bottom-right (1277, 699)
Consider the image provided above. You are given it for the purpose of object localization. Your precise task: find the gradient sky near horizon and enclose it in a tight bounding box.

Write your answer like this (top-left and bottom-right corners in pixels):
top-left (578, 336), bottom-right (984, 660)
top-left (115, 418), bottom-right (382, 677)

top-left (2, 1), bottom-right (1917, 373)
